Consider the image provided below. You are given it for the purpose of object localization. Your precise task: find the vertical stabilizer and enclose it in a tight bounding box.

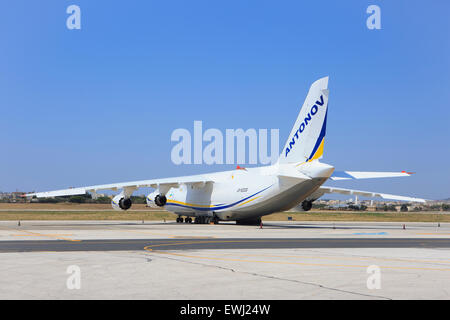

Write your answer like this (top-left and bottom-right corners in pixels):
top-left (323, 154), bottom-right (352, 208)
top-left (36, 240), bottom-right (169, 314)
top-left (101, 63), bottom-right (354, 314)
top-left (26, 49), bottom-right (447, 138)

top-left (279, 77), bottom-right (329, 164)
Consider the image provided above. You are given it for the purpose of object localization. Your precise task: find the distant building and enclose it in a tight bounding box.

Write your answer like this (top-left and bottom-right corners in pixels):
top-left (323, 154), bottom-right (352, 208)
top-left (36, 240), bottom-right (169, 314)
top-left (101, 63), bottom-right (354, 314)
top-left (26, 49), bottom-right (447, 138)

top-left (0, 191), bottom-right (28, 202)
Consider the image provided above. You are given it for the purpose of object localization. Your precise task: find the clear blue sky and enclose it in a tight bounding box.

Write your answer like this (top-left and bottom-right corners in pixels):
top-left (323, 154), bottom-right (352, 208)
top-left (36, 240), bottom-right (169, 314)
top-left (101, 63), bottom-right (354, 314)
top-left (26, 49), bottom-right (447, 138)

top-left (1, 1), bottom-right (449, 200)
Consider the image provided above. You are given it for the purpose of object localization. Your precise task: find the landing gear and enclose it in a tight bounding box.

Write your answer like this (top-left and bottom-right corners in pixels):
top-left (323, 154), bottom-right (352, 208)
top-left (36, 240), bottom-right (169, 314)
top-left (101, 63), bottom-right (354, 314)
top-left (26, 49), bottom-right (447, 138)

top-left (236, 217), bottom-right (262, 226)
top-left (177, 215), bottom-right (217, 224)
top-left (176, 216), bottom-right (193, 223)
top-left (176, 216), bottom-right (184, 223)
top-left (195, 217), bottom-right (206, 224)
top-left (194, 216), bottom-right (216, 224)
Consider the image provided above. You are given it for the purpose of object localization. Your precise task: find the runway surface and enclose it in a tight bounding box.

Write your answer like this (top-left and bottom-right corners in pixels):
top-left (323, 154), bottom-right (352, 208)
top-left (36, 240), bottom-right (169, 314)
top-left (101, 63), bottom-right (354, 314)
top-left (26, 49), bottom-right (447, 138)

top-left (1, 238), bottom-right (450, 253)
top-left (1, 220), bottom-right (450, 299)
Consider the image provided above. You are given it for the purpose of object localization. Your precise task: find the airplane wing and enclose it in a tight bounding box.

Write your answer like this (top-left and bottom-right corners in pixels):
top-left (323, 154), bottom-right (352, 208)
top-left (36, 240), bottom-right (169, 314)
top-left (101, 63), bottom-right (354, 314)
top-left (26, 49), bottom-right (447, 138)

top-left (309, 186), bottom-right (426, 203)
top-left (330, 171), bottom-right (415, 181)
top-left (26, 174), bottom-right (213, 198)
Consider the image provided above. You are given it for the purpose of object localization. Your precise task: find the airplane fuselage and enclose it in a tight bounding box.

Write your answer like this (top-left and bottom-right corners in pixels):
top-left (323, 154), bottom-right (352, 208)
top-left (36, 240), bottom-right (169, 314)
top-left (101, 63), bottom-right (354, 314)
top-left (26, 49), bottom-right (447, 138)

top-left (147, 161), bottom-right (334, 221)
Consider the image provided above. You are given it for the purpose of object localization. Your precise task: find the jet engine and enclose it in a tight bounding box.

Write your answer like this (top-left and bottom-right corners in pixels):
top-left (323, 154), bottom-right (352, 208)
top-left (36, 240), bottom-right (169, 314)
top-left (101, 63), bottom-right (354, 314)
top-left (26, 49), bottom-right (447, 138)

top-left (301, 200), bottom-right (313, 211)
top-left (111, 194), bottom-right (132, 211)
top-left (290, 199), bottom-right (314, 212)
top-left (146, 191), bottom-right (167, 208)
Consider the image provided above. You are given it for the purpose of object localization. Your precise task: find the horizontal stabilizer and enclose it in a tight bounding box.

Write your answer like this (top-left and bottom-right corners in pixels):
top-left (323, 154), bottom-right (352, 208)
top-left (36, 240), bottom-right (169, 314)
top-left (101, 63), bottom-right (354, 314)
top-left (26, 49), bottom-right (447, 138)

top-left (318, 186), bottom-right (426, 203)
top-left (330, 171), bottom-right (415, 181)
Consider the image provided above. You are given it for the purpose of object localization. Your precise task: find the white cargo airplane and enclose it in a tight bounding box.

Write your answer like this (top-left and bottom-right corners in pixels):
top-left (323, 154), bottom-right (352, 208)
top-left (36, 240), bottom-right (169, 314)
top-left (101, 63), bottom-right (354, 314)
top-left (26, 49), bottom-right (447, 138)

top-left (27, 77), bottom-right (426, 224)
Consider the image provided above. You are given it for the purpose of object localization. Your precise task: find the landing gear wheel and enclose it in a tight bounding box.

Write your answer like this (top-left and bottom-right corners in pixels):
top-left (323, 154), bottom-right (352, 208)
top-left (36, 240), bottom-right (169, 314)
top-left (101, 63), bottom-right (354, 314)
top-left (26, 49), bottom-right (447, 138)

top-left (194, 216), bottom-right (213, 224)
top-left (177, 216), bottom-right (184, 223)
top-left (236, 217), bottom-right (262, 225)
top-left (213, 217), bottom-right (219, 225)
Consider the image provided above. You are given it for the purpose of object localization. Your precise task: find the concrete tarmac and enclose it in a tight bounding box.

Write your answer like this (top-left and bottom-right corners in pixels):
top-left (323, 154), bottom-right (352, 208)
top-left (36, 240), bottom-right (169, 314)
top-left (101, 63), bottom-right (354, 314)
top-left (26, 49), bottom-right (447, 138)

top-left (0, 220), bottom-right (449, 299)
top-left (1, 238), bottom-right (450, 253)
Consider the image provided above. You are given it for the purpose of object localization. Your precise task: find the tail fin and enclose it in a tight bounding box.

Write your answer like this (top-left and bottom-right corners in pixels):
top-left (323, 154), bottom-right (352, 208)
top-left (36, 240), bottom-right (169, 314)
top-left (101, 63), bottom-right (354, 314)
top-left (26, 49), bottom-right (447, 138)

top-left (279, 76), bottom-right (329, 164)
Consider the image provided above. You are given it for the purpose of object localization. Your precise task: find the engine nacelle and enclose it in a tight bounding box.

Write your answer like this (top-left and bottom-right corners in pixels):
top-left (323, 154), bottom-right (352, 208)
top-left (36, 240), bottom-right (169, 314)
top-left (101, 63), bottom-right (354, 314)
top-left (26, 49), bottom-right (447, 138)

top-left (290, 200), bottom-right (314, 212)
top-left (146, 191), bottom-right (167, 208)
top-left (301, 200), bottom-right (313, 211)
top-left (111, 194), bottom-right (132, 211)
